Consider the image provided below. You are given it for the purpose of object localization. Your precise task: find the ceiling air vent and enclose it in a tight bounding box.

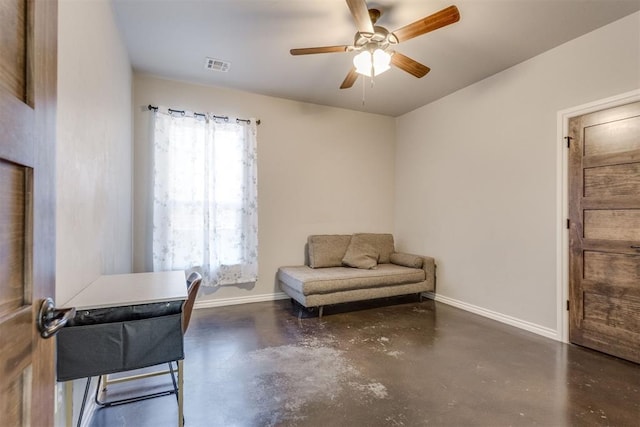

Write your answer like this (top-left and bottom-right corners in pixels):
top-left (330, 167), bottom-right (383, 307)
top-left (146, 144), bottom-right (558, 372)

top-left (205, 57), bottom-right (231, 72)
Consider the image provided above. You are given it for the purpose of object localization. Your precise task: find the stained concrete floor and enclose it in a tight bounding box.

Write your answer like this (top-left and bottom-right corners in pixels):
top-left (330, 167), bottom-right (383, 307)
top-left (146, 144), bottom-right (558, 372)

top-left (88, 297), bottom-right (639, 427)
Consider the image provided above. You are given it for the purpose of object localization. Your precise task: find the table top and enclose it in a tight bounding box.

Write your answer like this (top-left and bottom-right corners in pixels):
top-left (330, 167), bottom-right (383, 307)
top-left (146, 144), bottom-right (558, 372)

top-left (63, 271), bottom-right (188, 310)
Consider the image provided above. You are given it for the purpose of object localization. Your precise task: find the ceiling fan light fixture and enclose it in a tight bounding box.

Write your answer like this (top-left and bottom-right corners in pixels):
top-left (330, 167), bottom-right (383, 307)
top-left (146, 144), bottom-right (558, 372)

top-left (353, 48), bottom-right (390, 77)
top-left (290, 1), bottom-right (460, 89)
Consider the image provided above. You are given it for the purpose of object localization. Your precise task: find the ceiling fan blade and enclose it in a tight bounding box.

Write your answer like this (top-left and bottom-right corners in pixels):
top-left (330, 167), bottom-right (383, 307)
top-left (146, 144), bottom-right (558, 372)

top-left (290, 46), bottom-right (350, 55)
top-left (346, 0), bottom-right (374, 34)
top-left (392, 5), bottom-right (460, 43)
top-left (391, 52), bottom-right (430, 78)
top-left (340, 67), bottom-right (359, 89)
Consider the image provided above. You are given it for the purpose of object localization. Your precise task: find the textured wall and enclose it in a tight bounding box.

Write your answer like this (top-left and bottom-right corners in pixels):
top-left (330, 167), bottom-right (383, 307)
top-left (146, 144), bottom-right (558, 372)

top-left (133, 74), bottom-right (396, 304)
top-left (394, 12), bottom-right (640, 333)
top-left (56, 0), bottom-right (133, 305)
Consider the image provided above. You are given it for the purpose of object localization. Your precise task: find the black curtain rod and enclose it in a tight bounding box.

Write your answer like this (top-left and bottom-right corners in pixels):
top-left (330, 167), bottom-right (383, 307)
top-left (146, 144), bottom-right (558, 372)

top-left (147, 105), bottom-right (261, 125)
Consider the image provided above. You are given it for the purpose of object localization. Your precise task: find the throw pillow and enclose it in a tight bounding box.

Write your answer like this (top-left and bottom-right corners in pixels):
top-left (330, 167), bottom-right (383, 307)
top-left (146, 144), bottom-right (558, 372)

top-left (350, 233), bottom-right (395, 264)
top-left (389, 252), bottom-right (423, 269)
top-left (342, 241), bottom-right (379, 269)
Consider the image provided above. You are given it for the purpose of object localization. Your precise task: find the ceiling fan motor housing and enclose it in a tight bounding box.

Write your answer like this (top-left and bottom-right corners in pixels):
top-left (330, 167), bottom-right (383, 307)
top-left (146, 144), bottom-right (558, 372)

top-left (353, 26), bottom-right (398, 53)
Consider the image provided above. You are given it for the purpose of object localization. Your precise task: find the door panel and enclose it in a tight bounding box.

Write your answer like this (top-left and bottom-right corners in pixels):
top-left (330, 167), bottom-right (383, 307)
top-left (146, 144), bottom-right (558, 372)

top-left (584, 163), bottom-right (640, 197)
top-left (569, 101), bottom-right (640, 364)
top-left (583, 292), bottom-right (640, 332)
top-left (0, 0), bottom-right (28, 101)
top-left (0, 160), bottom-right (31, 316)
top-left (0, 310), bottom-right (32, 426)
top-left (0, 0), bottom-right (57, 425)
top-left (584, 251), bottom-right (640, 285)
top-left (583, 115), bottom-right (640, 156)
top-left (0, 159), bottom-right (33, 427)
top-left (583, 210), bottom-right (640, 241)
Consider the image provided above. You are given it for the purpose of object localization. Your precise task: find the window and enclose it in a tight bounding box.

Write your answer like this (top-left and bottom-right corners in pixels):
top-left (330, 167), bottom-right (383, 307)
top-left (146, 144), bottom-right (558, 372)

top-left (151, 110), bottom-right (258, 286)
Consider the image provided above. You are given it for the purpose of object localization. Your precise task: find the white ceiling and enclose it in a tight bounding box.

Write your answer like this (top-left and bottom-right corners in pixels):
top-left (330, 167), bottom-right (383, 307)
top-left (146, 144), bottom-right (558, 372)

top-left (111, 0), bottom-right (640, 117)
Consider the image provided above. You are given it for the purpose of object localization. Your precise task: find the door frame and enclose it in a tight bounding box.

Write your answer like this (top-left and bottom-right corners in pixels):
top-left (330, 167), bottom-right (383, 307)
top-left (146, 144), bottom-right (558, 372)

top-left (556, 88), bottom-right (640, 343)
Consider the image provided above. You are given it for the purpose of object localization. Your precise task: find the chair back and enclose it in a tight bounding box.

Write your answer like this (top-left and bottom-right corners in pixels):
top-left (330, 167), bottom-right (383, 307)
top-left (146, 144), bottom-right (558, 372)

top-left (182, 272), bottom-right (202, 333)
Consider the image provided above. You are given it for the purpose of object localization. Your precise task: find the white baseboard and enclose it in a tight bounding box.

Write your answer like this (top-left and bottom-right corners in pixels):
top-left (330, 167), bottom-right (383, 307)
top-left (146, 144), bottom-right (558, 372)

top-left (422, 292), bottom-right (560, 341)
top-left (194, 292), bottom-right (290, 309)
top-left (193, 290), bottom-right (559, 341)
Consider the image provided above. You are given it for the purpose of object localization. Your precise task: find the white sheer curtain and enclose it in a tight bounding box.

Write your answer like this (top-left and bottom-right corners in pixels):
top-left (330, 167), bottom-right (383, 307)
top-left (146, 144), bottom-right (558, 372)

top-left (151, 109), bottom-right (258, 286)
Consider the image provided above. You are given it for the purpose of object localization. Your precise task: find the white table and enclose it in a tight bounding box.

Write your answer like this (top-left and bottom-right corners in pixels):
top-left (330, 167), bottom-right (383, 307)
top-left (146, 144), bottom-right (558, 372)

top-left (64, 270), bottom-right (188, 309)
top-left (60, 271), bottom-right (188, 427)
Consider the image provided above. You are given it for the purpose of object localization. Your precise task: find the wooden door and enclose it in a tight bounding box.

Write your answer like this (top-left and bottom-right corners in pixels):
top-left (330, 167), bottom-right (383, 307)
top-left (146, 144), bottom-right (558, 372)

top-left (568, 101), bottom-right (640, 363)
top-left (0, 0), bottom-right (58, 425)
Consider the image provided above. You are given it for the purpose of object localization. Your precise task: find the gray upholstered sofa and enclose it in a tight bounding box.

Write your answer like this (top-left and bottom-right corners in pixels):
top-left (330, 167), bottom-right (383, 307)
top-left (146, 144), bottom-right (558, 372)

top-left (278, 233), bottom-right (435, 317)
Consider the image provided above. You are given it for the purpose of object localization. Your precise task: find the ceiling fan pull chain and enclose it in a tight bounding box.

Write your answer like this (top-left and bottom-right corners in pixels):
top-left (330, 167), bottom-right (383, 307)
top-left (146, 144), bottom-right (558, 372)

top-left (361, 74), bottom-right (366, 106)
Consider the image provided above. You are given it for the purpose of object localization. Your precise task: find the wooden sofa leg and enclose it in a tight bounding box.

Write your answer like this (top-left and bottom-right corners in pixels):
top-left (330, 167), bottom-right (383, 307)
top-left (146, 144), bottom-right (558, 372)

top-left (318, 306), bottom-right (324, 319)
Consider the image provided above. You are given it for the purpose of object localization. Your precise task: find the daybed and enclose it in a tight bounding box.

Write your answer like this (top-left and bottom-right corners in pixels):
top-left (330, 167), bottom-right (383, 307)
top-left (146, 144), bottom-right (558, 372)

top-left (278, 233), bottom-right (435, 317)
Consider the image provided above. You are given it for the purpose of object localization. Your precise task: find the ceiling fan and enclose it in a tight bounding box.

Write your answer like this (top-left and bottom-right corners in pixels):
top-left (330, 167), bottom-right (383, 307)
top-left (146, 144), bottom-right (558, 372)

top-left (290, 0), bottom-right (460, 89)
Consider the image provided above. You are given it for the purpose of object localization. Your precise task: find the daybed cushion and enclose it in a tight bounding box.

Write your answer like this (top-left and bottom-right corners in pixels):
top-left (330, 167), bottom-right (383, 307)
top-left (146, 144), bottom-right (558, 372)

top-left (278, 264), bottom-right (425, 296)
top-left (308, 235), bottom-right (352, 268)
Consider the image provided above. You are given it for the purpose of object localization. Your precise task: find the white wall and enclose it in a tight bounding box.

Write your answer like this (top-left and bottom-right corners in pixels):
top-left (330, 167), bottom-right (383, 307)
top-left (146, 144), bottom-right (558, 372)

top-left (56, 0), bottom-right (133, 304)
top-left (395, 12), bottom-right (640, 334)
top-left (56, 1), bottom-right (133, 424)
top-left (133, 75), bottom-right (396, 304)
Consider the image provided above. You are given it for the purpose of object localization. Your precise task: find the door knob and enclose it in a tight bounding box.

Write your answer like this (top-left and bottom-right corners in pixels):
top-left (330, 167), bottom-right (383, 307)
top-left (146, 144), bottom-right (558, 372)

top-left (37, 298), bottom-right (76, 339)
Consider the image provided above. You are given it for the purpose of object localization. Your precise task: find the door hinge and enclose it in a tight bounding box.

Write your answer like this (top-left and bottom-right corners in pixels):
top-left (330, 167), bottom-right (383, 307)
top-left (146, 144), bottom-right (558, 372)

top-left (566, 218), bottom-right (570, 229)
top-left (566, 300), bottom-right (570, 311)
top-left (564, 136), bottom-right (573, 148)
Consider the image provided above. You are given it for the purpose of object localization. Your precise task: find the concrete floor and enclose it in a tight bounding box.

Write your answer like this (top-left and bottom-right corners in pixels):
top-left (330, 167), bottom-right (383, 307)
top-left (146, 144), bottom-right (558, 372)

top-left (88, 297), bottom-right (639, 427)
